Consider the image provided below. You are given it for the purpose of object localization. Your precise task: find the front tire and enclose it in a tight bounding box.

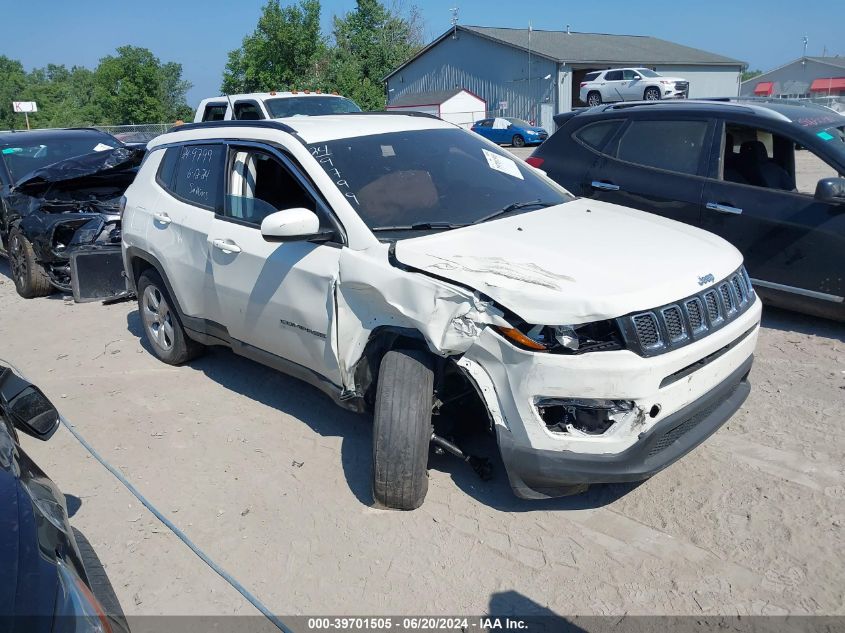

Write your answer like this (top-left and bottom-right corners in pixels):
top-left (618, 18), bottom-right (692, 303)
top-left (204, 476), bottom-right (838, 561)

top-left (512, 134), bottom-right (526, 148)
top-left (587, 91), bottom-right (602, 107)
top-left (372, 350), bottom-right (435, 510)
top-left (137, 270), bottom-right (204, 365)
top-left (8, 228), bottom-right (53, 298)
top-left (644, 87), bottom-right (661, 101)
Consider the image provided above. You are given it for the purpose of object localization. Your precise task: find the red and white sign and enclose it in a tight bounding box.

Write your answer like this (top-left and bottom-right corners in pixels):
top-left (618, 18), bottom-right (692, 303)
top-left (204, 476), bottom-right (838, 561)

top-left (12, 101), bottom-right (37, 113)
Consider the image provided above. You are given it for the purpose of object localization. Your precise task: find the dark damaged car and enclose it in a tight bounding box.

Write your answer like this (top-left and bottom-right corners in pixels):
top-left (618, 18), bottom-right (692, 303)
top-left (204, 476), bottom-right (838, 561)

top-left (0, 362), bottom-right (129, 632)
top-left (0, 129), bottom-right (143, 300)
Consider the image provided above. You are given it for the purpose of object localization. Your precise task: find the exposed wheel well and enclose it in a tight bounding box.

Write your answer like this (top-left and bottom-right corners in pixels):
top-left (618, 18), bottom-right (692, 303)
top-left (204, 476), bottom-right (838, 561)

top-left (129, 255), bottom-right (156, 287)
top-left (351, 326), bottom-right (492, 432)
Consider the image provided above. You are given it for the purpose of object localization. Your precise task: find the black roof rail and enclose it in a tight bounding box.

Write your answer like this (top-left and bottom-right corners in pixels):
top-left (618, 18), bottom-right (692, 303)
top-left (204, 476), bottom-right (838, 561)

top-left (168, 119), bottom-right (296, 134)
top-left (347, 110), bottom-right (442, 120)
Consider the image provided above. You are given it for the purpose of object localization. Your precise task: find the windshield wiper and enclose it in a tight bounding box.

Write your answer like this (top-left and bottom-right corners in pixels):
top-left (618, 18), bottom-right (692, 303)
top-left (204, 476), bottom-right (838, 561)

top-left (372, 221), bottom-right (470, 232)
top-left (474, 199), bottom-right (556, 225)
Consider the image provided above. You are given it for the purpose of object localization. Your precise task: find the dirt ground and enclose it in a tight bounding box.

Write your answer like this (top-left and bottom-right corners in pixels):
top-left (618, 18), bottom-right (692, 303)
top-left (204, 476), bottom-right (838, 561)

top-left (2, 200), bottom-right (844, 619)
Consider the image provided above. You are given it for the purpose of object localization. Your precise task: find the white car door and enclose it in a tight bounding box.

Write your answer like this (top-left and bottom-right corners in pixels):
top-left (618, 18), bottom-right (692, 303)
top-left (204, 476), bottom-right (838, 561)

top-left (206, 143), bottom-right (343, 384)
top-left (601, 70), bottom-right (626, 102)
top-left (621, 70), bottom-right (643, 101)
top-left (145, 143), bottom-right (224, 319)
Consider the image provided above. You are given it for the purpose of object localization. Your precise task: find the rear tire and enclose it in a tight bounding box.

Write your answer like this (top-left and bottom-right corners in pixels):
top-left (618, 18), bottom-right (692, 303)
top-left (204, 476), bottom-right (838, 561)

top-left (587, 91), bottom-right (602, 107)
top-left (372, 350), bottom-right (434, 510)
top-left (644, 87), bottom-right (661, 101)
top-left (8, 228), bottom-right (53, 298)
top-left (137, 269), bottom-right (204, 365)
top-left (512, 134), bottom-right (526, 148)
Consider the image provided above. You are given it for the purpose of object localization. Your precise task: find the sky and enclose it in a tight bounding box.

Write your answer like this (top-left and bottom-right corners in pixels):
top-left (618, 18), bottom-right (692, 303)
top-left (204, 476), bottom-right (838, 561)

top-left (1, 0), bottom-right (842, 107)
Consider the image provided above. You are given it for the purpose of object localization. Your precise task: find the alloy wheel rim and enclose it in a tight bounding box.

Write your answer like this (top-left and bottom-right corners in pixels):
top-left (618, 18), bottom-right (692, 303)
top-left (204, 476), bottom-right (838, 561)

top-left (142, 285), bottom-right (175, 352)
top-left (646, 90), bottom-right (659, 100)
top-left (588, 95), bottom-right (600, 106)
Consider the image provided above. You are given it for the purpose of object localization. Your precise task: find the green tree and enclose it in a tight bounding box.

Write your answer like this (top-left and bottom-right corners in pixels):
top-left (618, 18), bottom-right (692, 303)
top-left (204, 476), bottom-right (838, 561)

top-left (221, 0), bottom-right (326, 94)
top-left (94, 46), bottom-right (192, 124)
top-left (327, 0), bottom-right (423, 110)
top-left (0, 56), bottom-right (28, 130)
top-left (742, 69), bottom-right (763, 82)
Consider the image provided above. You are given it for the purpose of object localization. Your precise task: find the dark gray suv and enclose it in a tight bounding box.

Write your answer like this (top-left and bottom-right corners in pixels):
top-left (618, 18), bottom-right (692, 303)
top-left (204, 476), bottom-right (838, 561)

top-left (530, 99), bottom-right (845, 320)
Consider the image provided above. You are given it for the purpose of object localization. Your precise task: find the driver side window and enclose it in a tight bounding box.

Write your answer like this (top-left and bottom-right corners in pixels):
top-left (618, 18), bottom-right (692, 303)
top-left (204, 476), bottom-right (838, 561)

top-left (225, 148), bottom-right (317, 227)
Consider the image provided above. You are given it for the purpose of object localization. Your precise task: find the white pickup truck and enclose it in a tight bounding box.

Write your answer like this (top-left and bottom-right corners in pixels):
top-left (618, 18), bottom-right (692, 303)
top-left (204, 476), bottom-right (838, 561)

top-left (194, 91), bottom-right (361, 122)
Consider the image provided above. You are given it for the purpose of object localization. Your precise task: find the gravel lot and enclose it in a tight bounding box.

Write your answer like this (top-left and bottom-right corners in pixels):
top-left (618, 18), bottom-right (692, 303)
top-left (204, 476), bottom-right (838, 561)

top-left (2, 149), bottom-right (844, 620)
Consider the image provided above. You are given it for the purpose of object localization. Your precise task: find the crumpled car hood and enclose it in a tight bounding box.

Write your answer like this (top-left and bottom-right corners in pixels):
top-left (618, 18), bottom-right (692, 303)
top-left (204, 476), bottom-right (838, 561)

top-left (393, 198), bottom-right (743, 325)
top-left (13, 146), bottom-right (143, 194)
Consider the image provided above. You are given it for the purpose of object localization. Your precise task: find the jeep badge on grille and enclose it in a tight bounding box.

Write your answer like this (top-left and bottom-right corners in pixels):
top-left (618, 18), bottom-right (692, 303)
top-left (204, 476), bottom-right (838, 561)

top-left (698, 273), bottom-right (715, 286)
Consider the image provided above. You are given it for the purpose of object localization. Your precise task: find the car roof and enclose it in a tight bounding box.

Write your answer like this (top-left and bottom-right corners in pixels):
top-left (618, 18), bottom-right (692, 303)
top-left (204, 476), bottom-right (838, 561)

top-left (574, 98), bottom-right (844, 125)
top-left (0, 127), bottom-right (114, 146)
top-left (150, 113), bottom-right (456, 147)
top-left (200, 92), bottom-right (351, 103)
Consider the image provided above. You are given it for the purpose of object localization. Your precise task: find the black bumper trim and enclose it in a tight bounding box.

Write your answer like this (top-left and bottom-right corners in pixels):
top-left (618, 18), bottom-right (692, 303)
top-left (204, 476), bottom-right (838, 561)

top-left (498, 354), bottom-right (754, 498)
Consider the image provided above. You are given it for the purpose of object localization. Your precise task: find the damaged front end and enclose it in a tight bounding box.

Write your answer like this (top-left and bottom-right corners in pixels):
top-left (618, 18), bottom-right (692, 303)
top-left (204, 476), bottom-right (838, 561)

top-left (7, 147), bottom-right (141, 300)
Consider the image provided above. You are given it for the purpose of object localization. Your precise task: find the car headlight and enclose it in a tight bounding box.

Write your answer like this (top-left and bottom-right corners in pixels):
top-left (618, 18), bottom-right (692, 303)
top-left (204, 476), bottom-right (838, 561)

top-left (493, 320), bottom-right (624, 354)
top-left (54, 559), bottom-right (114, 633)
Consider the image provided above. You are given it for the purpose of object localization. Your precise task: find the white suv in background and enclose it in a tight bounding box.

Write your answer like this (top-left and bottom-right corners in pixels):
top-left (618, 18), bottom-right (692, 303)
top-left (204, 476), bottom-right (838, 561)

top-left (121, 114), bottom-right (759, 510)
top-left (580, 68), bottom-right (689, 106)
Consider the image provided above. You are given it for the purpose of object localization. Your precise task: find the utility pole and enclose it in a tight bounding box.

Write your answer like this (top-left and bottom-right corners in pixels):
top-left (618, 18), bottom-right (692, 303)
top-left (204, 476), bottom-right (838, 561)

top-left (528, 21), bottom-right (532, 123)
top-left (450, 6), bottom-right (458, 39)
top-left (802, 36), bottom-right (808, 58)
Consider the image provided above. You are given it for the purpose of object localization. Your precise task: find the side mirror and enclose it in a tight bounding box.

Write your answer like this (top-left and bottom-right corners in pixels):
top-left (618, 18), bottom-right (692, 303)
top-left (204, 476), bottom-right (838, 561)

top-left (261, 207), bottom-right (330, 242)
top-left (2, 367), bottom-right (59, 440)
top-left (815, 177), bottom-right (845, 205)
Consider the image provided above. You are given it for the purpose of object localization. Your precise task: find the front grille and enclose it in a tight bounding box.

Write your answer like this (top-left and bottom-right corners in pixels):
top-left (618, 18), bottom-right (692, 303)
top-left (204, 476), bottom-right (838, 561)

top-left (685, 298), bottom-right (704, 332)
top-left (620, 266), bottom-right (755, 357)
top-left (662, 306), bottom-right (686, 342)
top-left (633, 313), bottom-right (661, 348)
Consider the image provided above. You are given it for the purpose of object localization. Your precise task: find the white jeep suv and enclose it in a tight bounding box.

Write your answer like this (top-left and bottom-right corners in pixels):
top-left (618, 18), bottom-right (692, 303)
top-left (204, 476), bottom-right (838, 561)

top-left (580, 68), bottom-right (689, 106)
top-left (121, 114), bottom-right (759, 509)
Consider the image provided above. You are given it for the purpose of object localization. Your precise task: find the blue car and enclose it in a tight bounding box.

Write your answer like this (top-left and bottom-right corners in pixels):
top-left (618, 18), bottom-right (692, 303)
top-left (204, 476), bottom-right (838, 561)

top-left (471, 117), bottom-right (549, 147)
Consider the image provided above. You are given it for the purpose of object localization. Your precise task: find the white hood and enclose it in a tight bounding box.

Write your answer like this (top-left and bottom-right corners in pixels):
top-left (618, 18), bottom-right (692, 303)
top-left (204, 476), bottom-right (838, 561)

top-left (393, 199), bottom-right (742, 325)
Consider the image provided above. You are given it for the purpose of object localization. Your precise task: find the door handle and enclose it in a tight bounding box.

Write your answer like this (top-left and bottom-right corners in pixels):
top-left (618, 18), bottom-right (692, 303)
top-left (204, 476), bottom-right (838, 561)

top-left (591, 180), bottom-right (620, 192)
top-left (153, 212), bottom-right (172, 225)
top-left (212, 239), bottom-right (242, 254)
top-left (706, 202), bottom-right (743, 215)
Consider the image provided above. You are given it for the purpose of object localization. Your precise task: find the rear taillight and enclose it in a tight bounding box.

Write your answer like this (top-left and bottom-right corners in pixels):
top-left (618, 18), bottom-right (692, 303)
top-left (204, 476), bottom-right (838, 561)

top-left (580, 82), bottom-right (588, 88)
top-left (525, 157), bottom-right (545, 168)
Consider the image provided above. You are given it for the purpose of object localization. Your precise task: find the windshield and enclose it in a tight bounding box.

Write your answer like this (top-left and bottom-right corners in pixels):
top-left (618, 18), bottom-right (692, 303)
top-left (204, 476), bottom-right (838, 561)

top-left (815, 123), bottom-right (845, 165)
top-left (266, 96), bottom-right (361, 118)
top-left (0, 131), bottom-right (122, 182)
top-left (307, 128), bottom-right (571, 234)
top-left (636, 68), bottom-right (661, 78)
top-left (506, 118), bottom-right (532, 128)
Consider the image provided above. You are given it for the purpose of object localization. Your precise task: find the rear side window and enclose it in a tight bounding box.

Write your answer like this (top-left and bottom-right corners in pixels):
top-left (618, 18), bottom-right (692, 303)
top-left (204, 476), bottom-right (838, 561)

top-left (574, 120), bottom-right (623, 151)
top-left (615, 120), bottom-right (709, 175)
top-left (165, 144), bottom-right (226, 211)
top-left (155, 147), bottom-right (180, 189)
top-left (234, 101), bottom-right (264, 120)
top-left (202, 103), bottom-right (227, 121)
top-left (605, 70), bottom-right (623, 81)
top-left (584, 72), bottom-right (601, 82)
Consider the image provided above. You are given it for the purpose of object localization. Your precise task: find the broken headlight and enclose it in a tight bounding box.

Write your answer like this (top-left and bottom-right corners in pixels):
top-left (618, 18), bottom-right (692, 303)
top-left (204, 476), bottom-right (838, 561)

top-left (494, 320), bottom-right (624, 354)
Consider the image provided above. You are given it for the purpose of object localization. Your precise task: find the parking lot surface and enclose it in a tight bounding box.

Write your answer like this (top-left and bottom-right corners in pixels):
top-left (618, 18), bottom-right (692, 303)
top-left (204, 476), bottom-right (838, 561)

top-left (2, 193), bottom-right (844, 617)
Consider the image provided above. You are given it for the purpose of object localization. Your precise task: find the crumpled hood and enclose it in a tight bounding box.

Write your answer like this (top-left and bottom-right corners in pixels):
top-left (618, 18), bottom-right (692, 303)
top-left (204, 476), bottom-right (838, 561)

top-left (13, 146), bottom-right (143, 194)
top-left (393, 198), bottom-right (742, 325)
